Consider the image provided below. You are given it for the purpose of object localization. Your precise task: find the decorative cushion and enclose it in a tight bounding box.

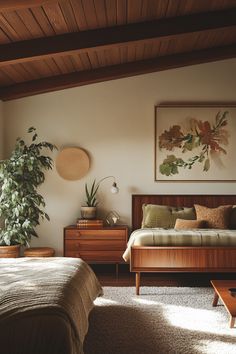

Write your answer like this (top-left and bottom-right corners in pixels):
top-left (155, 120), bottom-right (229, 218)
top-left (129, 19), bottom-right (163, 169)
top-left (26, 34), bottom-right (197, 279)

top-left (194, 204), bottom-right (232, 229)
top-left (141, 204), bottom-right (195, 228)
top-left (174, 218), bottom-right (206, 230)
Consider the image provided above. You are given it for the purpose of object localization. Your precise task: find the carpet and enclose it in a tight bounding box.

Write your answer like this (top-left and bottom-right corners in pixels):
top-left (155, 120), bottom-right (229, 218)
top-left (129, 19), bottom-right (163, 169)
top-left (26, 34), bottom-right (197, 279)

top-left (84, 286), bottom-right (236, 354)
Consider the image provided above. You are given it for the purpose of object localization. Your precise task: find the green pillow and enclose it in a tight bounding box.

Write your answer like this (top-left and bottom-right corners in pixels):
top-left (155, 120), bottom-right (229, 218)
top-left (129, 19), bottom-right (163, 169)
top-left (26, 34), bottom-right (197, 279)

top-left (141, 204), bottom-right (196, 228)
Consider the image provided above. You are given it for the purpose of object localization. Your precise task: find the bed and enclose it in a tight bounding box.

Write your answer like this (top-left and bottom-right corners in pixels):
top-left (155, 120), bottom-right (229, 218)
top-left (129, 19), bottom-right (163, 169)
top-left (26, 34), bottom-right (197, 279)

top-left (126, 194), bottom-right (236, 295)
top-left (0, 257), bottom-right (102, 354)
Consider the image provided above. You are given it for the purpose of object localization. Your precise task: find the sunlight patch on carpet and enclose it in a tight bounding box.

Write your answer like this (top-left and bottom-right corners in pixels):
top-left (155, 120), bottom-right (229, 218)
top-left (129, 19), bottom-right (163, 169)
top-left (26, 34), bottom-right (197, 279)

top-left (94, 297), bottom-right (118, 306)
top-left (196, 340), bottom-right (236, 354)
top-left (163, 304), bottom-right (234, 335)
top-left (132, 297), bottom-right (161, 306)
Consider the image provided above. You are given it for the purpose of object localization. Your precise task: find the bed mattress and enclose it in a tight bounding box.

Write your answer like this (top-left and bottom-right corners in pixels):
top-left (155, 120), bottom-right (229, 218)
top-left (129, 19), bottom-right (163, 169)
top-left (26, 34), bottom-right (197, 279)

top-left (0, 257), bottom-right (102, 354)
top-left (123, 228), bottom-right (236, 262)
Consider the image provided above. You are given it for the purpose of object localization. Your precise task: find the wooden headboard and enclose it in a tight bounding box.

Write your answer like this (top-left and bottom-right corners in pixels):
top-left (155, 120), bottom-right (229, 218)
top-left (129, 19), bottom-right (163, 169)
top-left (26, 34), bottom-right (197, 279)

top-left (132, 194), bottom-right (236, 230)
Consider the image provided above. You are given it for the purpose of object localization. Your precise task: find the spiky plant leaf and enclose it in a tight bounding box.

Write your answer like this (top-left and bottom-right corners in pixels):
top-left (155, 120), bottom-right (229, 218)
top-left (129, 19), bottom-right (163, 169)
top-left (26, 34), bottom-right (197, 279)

top-left (84, 179), bottom-right (99, 207)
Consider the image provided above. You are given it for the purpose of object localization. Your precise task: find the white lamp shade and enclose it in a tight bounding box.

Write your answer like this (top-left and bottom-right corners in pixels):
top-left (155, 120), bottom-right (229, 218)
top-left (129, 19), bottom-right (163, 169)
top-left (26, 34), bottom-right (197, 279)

top-left (110, 183), bottom-right (119, 194)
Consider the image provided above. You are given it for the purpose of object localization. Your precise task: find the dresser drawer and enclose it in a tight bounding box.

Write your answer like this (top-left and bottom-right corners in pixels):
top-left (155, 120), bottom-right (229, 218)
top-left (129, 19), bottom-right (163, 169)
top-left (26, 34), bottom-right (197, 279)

top-left (79, 250), bottom-right (125, 263)
top-left (65, 229), bottom-right (126, 240)
top-left (65, 239), bottom-right (126, 251)
top-left (64, 250), bottom-right (125, 262)
top-left (64, 250), bottom-right (80, 258)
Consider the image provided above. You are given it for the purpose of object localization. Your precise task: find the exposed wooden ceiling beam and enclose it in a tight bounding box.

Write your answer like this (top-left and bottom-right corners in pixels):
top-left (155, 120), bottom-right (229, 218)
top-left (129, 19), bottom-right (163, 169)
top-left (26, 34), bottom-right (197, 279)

top-left (0, 8), bottom-right (236, 67)
top-left (0, 0), bottom-right (55, 11)
top-left (1, 44), bottom-right (236, 101)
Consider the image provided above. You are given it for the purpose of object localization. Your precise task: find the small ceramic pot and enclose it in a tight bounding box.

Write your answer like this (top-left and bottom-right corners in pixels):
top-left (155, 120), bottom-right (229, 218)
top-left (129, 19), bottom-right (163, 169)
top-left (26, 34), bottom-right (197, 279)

top-left (80, 206), bottom-right (97, 219)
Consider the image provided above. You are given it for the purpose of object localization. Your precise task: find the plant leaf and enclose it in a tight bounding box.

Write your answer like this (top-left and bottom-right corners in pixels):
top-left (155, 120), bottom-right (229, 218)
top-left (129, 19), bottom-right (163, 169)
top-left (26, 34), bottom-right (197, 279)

top-left (203, 158), bottom-right (210, 172)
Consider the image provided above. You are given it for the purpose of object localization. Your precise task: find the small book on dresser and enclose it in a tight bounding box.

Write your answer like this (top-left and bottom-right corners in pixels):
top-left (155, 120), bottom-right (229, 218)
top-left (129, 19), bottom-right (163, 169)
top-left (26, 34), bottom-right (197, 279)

top-left (76, 219), bottom-right (104, 228)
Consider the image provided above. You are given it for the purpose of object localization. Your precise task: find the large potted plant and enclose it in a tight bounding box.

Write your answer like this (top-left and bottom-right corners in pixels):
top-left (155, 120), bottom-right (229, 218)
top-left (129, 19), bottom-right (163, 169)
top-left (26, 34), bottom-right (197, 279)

top-left (0, 127), bottom-right (56, 257)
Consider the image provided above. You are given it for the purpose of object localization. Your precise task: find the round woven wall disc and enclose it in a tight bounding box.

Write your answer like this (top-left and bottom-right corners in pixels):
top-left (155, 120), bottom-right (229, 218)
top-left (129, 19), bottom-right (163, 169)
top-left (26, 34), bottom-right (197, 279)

top-left (56, 147), bottom-right (90, 180)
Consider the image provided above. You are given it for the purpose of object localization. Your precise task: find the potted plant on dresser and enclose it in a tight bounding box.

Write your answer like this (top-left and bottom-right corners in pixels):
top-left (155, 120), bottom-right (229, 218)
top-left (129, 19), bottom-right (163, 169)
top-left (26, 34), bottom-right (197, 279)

top-left (80, 180), bottom-right (99, 219)
top-left (80, 176), bottom-right (119, 219)
top-left (0, 127), bottom-right (56, 257)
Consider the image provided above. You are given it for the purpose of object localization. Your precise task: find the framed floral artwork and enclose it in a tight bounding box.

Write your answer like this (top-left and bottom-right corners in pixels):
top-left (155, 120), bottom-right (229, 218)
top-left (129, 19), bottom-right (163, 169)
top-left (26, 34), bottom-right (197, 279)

top-left (154, 104), bottom-right (236, 181)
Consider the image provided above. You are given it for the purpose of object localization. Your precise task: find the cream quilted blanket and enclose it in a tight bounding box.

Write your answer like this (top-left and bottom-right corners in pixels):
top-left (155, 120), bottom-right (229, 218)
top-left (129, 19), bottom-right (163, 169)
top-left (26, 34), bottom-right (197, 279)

top-left (123, 228), bottom-right (236, 262)
top-left (0, 257), bottom-right (102, 354)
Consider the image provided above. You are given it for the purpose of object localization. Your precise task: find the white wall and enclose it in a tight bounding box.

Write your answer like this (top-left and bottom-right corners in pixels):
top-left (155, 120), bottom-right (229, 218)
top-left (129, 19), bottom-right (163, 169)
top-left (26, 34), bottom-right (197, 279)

top-left (2, 59), bottom-right (236, 254)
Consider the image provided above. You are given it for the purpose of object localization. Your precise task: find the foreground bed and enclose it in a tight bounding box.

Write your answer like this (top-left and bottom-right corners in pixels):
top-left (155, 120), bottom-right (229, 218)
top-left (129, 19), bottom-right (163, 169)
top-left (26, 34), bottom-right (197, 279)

top-left (0, 257), bottom-right (102, 354)
top-left (128, 194), bottom-right (236, 295)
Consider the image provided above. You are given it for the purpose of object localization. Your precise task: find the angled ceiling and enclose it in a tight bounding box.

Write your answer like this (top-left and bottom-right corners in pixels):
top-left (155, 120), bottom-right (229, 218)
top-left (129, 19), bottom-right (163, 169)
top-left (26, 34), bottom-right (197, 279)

top-left (0, 0), bottom-right (236, 101)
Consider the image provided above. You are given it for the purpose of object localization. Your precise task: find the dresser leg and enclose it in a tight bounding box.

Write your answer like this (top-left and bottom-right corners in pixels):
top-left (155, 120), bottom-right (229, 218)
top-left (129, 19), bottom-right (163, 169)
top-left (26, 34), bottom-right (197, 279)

top-left (116, 263), bottom-right (119, 278)
top-left (136, 272), bottom-right (140, 295)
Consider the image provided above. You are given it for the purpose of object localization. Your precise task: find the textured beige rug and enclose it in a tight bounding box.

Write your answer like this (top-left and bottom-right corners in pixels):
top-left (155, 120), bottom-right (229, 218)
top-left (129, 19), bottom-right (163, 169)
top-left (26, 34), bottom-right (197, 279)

top-left (84, 286), bottom-right (236, 354)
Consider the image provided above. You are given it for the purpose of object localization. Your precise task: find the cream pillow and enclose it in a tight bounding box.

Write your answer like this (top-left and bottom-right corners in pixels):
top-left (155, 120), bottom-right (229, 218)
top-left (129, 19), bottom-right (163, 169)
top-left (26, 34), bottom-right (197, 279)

top-left (194, 204), bottom-right (232, 229)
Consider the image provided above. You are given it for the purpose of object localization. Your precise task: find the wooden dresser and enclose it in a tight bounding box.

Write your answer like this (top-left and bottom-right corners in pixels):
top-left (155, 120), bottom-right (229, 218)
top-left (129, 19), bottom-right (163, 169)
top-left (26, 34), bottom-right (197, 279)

top-left (64, 225), bottom-right (128, 274)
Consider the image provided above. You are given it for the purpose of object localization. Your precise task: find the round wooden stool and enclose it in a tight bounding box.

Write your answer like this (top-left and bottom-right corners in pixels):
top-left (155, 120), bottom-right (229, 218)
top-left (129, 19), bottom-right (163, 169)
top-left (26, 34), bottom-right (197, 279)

top-left (24, 247), bottom-right (55, 257)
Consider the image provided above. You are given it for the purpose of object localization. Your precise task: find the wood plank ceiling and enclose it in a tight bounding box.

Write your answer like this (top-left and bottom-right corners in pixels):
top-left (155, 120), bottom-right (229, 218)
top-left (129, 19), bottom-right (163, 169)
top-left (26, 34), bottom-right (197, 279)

top-left (0, 0), bottom-right (236, 100)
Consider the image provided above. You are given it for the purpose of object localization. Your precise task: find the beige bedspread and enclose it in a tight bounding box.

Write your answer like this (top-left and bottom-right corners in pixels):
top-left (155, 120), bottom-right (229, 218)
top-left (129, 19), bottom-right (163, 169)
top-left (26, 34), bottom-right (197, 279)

top-left (0, 257), bottom-right (102, 354)
top-left (123, 228), bottom-right (236, 262)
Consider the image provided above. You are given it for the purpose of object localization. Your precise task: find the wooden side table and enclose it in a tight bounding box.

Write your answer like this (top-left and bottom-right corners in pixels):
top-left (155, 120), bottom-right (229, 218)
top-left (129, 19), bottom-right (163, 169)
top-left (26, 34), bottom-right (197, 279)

top-left (211, 280), bottom-right (236, 328)
top-left (64, 225), bottom-right (128, 276)
top-left (24, 247), bottom-right (55, 257)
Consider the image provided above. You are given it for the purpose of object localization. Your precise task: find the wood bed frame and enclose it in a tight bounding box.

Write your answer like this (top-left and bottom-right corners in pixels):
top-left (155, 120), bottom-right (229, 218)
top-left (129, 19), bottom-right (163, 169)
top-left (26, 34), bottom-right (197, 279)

top-left (130, 194), bottom-right (236, 295)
